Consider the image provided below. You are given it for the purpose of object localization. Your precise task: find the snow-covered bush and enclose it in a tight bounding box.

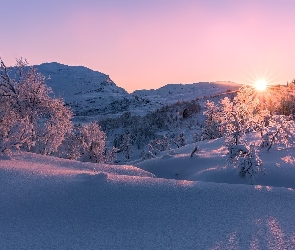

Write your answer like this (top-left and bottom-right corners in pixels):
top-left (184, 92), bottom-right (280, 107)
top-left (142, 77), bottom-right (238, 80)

top-left (202, 86), bottom-right (269, 147)
top-left (173, 132), bottom-right (186, 148)
top-left (0, 58), bottom-right (73, 155)
top-left (260, 115), bottom-right (295, 151)
top-left (202, 100), bottom-right (222, 140)
top-left (220, 86), bottom-right (264, 146)
top-left (121, 133), bottom-right (132, 161)
top-left (58, 122), bottom-right (117, 163)
top-left (228, 144), bottom-right (263, 182)
top-left (201, 86), bottom-right (267, 181)
top-left (274, 84), bottom-right (295, 115)
top-left (141, 135), bottom-right (171, 160)
top-left (75, 122), bottom-right (107, 163)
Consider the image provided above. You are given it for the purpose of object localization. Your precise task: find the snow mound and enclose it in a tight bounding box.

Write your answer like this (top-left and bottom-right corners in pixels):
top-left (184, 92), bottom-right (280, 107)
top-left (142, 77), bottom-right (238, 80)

top-left (3, 152), bottom-right (155, 178)
top-left (136, 136), bottom-right (295, 189)
top-left (0, 144), bottom-right (295, 249)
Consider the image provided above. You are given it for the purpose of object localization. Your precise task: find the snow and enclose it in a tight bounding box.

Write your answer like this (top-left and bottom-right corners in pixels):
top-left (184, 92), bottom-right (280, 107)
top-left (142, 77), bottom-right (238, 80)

top-left (32, 63), bottom-right (243, 120)
top-left (35, 62), bottom-right (131, 118)
top-left (136, 135), bottom-right (295, 189)
top-left (1, 135), bottom-right (295, 249)
top-left (132, 81), bottom-right (242, 105)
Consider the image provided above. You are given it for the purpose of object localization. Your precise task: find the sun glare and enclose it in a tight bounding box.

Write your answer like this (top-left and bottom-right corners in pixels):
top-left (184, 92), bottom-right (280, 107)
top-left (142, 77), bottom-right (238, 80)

top-left (255, 80), bottom-right (267, 91)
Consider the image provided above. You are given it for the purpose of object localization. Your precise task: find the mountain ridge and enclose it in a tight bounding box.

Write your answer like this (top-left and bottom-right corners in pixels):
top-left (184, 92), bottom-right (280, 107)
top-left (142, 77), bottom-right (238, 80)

top-left (32, 62), bottom-right (242, 119)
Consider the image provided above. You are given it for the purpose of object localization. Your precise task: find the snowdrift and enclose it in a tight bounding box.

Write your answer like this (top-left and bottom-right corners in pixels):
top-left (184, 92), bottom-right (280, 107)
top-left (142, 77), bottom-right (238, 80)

top-left (0, 146), bottom-right (295, 249)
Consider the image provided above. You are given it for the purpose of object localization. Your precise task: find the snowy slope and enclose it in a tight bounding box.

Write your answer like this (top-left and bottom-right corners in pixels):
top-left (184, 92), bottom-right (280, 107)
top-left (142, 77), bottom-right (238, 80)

top-left (132, 81), bottom-right (242, 105)
top-left (36, 62), bottom-right (133, 117)
top-left (35, 63), bottom-right (242, 119)
top-left (1, 138), bottom-right (295, 249)
top-left (136, 134), bottom-right (295, 189)
top-left (35, 63), bottom-right (157, 119)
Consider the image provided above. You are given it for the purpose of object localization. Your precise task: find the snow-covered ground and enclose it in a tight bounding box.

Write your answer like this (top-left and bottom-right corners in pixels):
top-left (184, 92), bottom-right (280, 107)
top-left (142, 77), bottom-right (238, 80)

top-left (1, 135), bottom-right (295, 249)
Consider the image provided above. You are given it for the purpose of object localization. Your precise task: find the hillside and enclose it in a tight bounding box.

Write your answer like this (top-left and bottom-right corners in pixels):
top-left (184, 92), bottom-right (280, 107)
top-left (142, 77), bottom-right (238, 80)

top-left (1, 61), bottom-right (295, 249)
top-left (132, 81), bottom-right (242, 105)
top-left (35, 63), bottom-right (241, 120)
top-left (35, 62), bottom-right (133, 118)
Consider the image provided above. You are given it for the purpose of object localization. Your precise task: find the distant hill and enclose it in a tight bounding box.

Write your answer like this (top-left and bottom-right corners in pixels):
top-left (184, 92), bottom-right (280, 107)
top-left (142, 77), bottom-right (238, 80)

top-left (132, 81), bottom-right (242, 105)
top-left (34, 62), bottom-right (242, 119)
top-left (35, 62), bottom-right (131, 117)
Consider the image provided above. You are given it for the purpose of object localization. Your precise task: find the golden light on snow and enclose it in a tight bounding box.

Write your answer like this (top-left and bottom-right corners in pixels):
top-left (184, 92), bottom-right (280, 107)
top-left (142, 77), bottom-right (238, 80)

top-left (254, 79), bottom-right (267, 91)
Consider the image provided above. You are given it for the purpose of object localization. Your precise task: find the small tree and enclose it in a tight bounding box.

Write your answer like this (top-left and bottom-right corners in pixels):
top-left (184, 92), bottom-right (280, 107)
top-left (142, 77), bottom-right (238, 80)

top-left (121, 133), bottom-right (132, 161)
top-left (202, 100), bottom-right (222, 140)
top-left (78, 122), bottom-right (107, 163)
top-left (228, 144), bottom-right (263, 183)
top-left (174, 132), bottom-right (186, 148)
top-left (260, 115), bottom-right (295, 151)
top-left (216, 86), bottom-right (266, 147)
top-left (59, 122), bottom-right (116, 164)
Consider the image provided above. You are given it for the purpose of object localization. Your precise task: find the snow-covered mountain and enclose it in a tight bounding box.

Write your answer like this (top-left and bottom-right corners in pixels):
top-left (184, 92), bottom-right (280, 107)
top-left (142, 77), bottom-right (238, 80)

top-left (132, 81), bottom-right (242, 105)
top-left (35, 63), bottom-right (242, 119)
top-left (35, 62), bottom-right (135, 118)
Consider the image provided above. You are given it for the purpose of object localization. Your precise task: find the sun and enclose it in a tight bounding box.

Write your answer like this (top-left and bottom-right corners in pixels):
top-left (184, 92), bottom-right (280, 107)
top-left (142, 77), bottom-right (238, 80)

top-left (255, 80), bottom-right (267, 91)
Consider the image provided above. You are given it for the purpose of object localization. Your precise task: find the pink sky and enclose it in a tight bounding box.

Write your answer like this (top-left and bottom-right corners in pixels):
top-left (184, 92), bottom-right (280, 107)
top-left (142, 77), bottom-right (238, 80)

top-left (1, 0), bottom-right (295, 92)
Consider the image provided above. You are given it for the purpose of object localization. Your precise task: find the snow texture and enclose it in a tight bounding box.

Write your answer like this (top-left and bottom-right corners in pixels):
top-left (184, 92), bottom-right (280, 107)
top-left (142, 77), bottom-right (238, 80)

top-left (1, 134), bottom-right (295, 249)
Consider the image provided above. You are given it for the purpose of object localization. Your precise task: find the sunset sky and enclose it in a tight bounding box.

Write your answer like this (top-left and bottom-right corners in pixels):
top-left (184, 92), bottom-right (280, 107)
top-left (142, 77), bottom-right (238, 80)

top-left (1, 0), bottom-right (295, 92)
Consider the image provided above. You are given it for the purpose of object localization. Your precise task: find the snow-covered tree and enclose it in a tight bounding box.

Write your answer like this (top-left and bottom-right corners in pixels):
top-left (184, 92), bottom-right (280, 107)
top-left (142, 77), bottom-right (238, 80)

top-left (140, 135), bottom-right (172, 160)
top-left (59, 122), bottom-right (116, 163)
top-left (174, 132), bottom-right (186, 148)
top-left (216, 86), bottom-right (265, 146)
top-left (121, 133), bottom-right (132, 161)
top-left (219, 96), bottom-right (244, 146)
top-left (228, 144), bottom-right (263, 183)
top-left (202, 100), bottom-right (222, 140)
top-left (0, 58), bottom-right (73, 155)
top-left (277, 85), bottom-right (295, 116)
top-left (260, 115), bottom-right (295, 151)
top-left (77, 122), bottom-right (107, 163)
top-left (34, 98), bottom-right (73, 155)
top-left (105, 146), bottom-right (118, 164)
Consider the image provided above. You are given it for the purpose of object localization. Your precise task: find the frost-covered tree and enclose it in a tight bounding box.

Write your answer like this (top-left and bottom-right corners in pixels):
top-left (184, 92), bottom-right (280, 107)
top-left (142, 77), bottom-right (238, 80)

top-left (277, 84), bottom-right (295, 116)
top-left (227, 144), bottom-right (263, 183)
top-left (202, 100), bottom-right (222, 140)
top-left (219, 97), bottom-right (244, 146)
top-left (174, 132), bottom-right (186, 148)
top-left (140, 135), bottom-right (172, 160)
top-left (121, 133), bottom-right (132, 161)
top-left (260, 115), bottom-right (295, 151)
top-left (59, 122), bottom-right (116, 163)
top-left (149, 136), bottom-right (171, 156)
top-left (215, 86), bottom-right (265, 146)
top-left (0, 58), bottom-right (73, 155)
top-left (77, 122), bottom-right (107, 163)
top-left (105, 146), bottom-right (118, 164)
top-left (202, 86), bottom-right (267, 181)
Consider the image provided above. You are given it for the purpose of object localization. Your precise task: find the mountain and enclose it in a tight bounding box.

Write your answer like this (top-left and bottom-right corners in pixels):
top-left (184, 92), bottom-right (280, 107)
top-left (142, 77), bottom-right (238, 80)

top-left (132, 81), bottom-right (242, 105)
top-left (35, 62), bottom-right (134, 118)
top-left (35, 63), bottom-right (242, 120)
